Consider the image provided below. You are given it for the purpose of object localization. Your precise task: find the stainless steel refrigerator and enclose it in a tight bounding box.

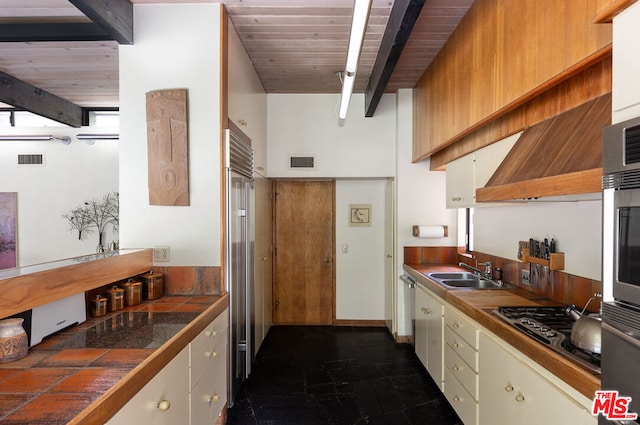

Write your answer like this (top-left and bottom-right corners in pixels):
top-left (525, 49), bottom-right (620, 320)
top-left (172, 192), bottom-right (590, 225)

top-left (225, 125), bottom-right (255, 406)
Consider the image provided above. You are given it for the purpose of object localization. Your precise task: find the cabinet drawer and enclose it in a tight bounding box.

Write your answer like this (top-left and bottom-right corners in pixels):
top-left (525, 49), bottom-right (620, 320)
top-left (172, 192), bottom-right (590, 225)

top-left (445, 343), bottom-right (478, 401)
top-left (191, 345), bottom-right (227, 425)
top-left (445, 325), bottom-right (478, 372)
top-left (444, 367), bottom-right (478, 425)
top-left (191, 310), bottom-right (228, 389)
top-left (107, 346), bottom-right (190, 425)
top-left (445, 306), bottom-right (479, 349)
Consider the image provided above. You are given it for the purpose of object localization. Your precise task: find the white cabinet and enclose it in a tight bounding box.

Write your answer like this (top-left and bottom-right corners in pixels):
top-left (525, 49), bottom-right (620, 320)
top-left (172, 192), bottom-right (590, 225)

top-left (190, 309), bottom-right (228, 424)
top-left (107, 346), bottom-right (190, 425)
top-left (108, 309), bottom-right (229, 425)
top-left (479, 332), bottom-right (595, 425)
top-left (445, 132), bottom-right (520, 208)
top-left (443, 305), bottom-right (480, 425)
top-left (414, 284), bottom-right (444, 390)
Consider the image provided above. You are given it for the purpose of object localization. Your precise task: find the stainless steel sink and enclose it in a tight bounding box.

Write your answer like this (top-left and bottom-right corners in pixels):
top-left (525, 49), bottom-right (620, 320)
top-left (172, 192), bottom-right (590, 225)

top-left (424, 272), bottom-right (506, 289)
top-left (426, 272), bottom-right (478, 280)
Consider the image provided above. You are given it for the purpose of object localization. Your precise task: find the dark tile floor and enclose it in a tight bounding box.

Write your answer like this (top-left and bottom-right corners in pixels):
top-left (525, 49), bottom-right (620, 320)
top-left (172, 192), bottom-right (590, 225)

top-left (226, 326), bottom-right (463, 425)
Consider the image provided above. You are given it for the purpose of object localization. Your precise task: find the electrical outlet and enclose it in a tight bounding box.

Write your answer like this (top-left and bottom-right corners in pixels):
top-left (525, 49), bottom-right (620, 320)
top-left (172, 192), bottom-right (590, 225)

top-left (521, 269), bottom-right (531, 285)
top-left (154, 246), bottom-right (170, 262)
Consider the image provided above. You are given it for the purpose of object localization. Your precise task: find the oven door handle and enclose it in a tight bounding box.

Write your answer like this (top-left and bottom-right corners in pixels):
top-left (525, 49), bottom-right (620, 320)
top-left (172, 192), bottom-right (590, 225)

top-left (602, 322), bottom-right (640, 349)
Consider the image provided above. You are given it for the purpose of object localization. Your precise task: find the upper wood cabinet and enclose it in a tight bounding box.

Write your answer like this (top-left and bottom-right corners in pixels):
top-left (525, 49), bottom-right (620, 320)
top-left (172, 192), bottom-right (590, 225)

top-left (413, 0), bottom-right (612, 161)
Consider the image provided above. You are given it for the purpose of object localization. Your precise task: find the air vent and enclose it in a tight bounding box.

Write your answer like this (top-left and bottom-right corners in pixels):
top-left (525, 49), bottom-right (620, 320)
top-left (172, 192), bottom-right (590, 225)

top-left (625, 124), bottom-right (640, 165)
top-left (290, 156), bottom-right (315, 169)
top-left (603, 169), bottom-right (640, 190)
top-left (17, 154), bottom-right (44, 166)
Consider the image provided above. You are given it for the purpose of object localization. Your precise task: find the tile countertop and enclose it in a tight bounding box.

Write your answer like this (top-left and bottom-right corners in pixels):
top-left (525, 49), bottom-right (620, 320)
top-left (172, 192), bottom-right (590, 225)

top-left (403, 263), bottom-right (600, 400)
top-left (0, 294), bottom-right (228, 425)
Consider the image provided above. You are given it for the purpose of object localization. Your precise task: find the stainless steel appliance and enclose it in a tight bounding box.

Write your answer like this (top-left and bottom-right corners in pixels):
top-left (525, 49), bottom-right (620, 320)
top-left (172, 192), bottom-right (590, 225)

top-left (603, 115), bottom-right (640, 307)
top-left (225, 124), bottom-right (255, 407)
top-left (600, 116), bottom-right (640, 424)
top-left (600, 302), bottom-right (640, 424)
top-left (493, 306), bottom-right (601, 374)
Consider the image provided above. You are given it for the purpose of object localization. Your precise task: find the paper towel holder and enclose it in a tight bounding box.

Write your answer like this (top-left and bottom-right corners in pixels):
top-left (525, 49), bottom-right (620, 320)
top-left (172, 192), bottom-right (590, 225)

top-left (412, 225), bottom-right (448, 238)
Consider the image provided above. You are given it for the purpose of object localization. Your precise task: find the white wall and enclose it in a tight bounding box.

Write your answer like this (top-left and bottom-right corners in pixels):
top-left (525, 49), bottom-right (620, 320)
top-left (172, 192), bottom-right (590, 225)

top-left (335, 179), bottom-right (389, 320)
top-left (395, 89), bottom-right (457, 336)
top-left (0, 128), bottom-right (118, 266)
top-left (119, 4), bottom-right (222, 266)
top-left (266, 93), bottom-right (398, 321)
top-left (473, 201), bottom-right (602, 280)
top-left (267, 93), bottom-right (396, 178)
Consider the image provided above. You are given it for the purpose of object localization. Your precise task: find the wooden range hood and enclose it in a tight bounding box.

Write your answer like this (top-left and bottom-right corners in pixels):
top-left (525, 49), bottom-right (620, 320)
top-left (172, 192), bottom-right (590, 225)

top-left (476, 94), bottom-right (611, 202)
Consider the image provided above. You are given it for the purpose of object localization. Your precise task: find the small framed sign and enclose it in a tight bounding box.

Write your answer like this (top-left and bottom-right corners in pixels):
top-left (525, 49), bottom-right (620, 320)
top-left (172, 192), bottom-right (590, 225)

top-left (349, 204), bottom-right (371, 227)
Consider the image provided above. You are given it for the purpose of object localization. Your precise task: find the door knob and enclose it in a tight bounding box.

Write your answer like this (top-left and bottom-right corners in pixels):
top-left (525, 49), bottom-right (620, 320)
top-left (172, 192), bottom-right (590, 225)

top-left (324, 257), bottom-right (332, 263)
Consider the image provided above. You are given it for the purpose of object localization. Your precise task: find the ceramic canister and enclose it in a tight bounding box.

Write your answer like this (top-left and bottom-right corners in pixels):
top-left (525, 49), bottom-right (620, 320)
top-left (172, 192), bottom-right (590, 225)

top-left (140, 270), bottom-right (164, 300)
top-left (121, 279), bottom-right (142, 307)
top-left (0, 318), bottom-right (28, 363)
top-left (106, 285), bottom-right (125, 312)
top-left (90, 294), bottom-right (108, 317)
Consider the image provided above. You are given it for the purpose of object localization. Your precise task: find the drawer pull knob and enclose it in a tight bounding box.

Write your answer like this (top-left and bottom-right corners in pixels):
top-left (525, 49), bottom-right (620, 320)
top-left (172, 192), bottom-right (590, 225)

top-left (452, 322), bottom-right (460, 329)
top-left (205, 330), bottom-right (218, 337)
top-left (452, 395), bottom-right (460, 402)
top-left (208, 394), bottom-right (221, 404)
top-left (157, 400), bottom-right (171, 411)
top-left (515, 393), bottom-right (525, 402)
top-left (206, 351), bottom-right (218, 358)
top-left (452, 365), bottom-right (460, 371)
top-left (452, 342), bottom-right (460, 348)
top-left (505, 384), bottom-right (514, 392)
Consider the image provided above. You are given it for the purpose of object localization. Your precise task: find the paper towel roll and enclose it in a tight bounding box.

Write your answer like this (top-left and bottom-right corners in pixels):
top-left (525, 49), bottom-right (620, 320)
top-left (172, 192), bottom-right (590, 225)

top-left (412, 225), bottom-right (448, 238)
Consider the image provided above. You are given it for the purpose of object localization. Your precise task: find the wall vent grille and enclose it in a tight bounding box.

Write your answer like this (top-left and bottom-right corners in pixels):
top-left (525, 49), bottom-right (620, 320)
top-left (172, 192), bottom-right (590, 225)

top-left (17, 154), bottom-right (44, 165)
top-left (290, 156), bottom-right (315, 169)
top-left (625, 124), bottom-right (640, 165)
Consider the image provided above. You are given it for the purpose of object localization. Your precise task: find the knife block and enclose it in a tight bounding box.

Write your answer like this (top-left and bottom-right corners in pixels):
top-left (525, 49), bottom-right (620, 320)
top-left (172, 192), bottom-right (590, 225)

top-left (521, 248), bottom-right (565, 270)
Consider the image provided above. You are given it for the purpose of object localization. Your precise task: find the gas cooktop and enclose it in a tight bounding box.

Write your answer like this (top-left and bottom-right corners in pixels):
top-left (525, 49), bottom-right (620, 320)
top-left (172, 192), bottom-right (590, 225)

top-left (493, 305), bottom-right (601, 374)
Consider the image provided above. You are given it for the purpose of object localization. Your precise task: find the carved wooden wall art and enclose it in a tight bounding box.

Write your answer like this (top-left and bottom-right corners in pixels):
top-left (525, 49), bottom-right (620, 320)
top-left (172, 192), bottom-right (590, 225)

top-left (146, 88), bottom-right (189, 206)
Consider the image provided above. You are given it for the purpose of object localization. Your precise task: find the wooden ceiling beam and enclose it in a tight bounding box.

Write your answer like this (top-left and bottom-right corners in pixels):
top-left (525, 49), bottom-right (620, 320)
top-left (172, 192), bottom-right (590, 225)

top-left (69, 0), bottom-right (134, 45)
top-left (0, 71), bottom-right (85, 128)
top-left (0, 23), bottom-right (111, 42)
top-left (364, 0), bottom-right (425, 117)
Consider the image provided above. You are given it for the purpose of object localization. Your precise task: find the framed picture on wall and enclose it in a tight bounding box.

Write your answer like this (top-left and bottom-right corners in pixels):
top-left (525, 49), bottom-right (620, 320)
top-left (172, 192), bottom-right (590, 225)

top-left (0, 192), bottom-right (17, 269)
top-left (349, 204), bottom-right (371, 227)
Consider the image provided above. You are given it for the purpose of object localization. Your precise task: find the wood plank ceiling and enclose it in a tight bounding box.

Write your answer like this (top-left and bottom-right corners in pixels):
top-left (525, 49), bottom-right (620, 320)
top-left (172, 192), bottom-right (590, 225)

top-left (0, 0), bottom-right (472, 113)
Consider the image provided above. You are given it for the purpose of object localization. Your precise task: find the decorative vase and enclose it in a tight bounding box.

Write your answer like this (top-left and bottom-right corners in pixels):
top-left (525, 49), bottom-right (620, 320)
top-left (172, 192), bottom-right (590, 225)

top-left (0, 318), bottom-right (28, 363)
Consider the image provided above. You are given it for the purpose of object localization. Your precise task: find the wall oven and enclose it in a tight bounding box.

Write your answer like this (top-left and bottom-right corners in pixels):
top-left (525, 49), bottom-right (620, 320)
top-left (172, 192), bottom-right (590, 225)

top-left (604, 115), bottom-right (640, 307)
top-left (601, 116), bottom-right (640, 424)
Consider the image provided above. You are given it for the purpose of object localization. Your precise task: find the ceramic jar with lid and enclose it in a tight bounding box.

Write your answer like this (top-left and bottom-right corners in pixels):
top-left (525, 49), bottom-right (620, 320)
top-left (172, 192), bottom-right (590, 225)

top-left (121, 279), bottom-right (142, 307)
top-left (106, 285), bottom-right (125, 312)
top-left (90, 295), bottom-right (108, 317)
top-left (140, 270), bottom-right (164, 300)
top-left (0, 318), bottom-right (28, 363)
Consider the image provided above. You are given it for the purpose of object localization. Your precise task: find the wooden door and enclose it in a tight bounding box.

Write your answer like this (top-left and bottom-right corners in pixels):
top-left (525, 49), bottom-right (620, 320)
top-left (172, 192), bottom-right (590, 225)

top-left (273, 181), bottom-right (335, 325)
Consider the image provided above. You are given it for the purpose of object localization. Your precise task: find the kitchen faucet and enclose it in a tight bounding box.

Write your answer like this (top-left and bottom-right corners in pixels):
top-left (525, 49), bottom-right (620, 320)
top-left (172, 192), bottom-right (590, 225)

top-left (459, 261), bottom-right (493, 280)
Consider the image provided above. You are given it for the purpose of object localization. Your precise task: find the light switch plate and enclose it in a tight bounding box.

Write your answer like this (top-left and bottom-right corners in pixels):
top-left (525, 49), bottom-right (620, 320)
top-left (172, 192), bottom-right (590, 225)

top-left (521, 269), bottom-right (531, 285)
top-left (154, 246), bottom-right (170, 262)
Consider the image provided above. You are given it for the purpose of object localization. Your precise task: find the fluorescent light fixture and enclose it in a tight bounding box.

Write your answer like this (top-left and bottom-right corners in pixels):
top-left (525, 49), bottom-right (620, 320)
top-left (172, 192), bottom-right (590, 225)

top-left (338, 0), bottom-right (372, 120)
top-left (0, 135), bottom-right (71, 144)
top-left (76, 133), bottom-right (119, 140)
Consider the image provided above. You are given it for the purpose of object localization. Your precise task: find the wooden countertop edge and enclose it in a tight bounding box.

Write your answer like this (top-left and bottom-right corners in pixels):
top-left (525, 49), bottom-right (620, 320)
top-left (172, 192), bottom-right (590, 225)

top-left (68, 294), bottom-right (229, 425)
top-left (403, 264), bottom-right (600, 400)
